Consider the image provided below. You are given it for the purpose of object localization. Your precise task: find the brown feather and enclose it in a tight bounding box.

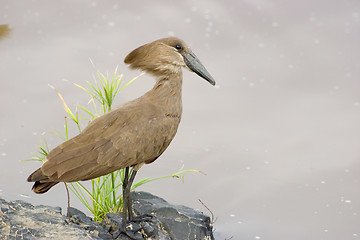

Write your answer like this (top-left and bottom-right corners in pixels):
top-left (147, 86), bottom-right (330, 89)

top-left (27, 168), bottom-right (59, 194)
top-left (32, 181), bottom-right (58, 194)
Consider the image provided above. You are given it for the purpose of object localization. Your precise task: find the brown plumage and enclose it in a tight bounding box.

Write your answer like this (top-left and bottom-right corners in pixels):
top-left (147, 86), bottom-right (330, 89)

top-left (27, 37), bottom-right (215, 196)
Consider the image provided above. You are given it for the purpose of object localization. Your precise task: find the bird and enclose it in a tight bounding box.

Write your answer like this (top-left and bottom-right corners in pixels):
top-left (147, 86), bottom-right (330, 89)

top-left (27, 36), bottom-right (215, 227)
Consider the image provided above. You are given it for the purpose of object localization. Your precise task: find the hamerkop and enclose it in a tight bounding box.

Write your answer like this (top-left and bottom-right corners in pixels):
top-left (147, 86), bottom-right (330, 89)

top-left (27, 37), bottom-right (215, 225)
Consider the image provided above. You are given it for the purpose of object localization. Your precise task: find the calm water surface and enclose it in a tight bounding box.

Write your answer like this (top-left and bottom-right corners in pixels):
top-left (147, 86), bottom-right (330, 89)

top-left (1, 1), bottom-right (360, 239)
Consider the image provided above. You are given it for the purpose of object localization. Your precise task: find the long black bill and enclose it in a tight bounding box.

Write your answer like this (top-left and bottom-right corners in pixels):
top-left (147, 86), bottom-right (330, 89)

top-left (183, 50), bottom-right (216, 86)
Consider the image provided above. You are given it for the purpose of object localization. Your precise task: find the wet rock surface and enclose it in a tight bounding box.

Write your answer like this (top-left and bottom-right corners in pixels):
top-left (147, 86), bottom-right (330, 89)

top-left (0, 197), bottom-right (112, 240)
top-left (105, 191), bottom-right (214, 240)
top-left (0, 191), bottom-right (214, 240)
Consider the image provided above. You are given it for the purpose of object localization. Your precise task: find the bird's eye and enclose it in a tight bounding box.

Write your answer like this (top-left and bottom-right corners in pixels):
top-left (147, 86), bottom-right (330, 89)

top-left (175, 44), bottom-right (182, 51)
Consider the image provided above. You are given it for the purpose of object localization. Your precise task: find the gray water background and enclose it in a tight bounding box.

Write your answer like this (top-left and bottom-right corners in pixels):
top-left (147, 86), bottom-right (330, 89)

top-left (1, 1), bottom-right (360, 239)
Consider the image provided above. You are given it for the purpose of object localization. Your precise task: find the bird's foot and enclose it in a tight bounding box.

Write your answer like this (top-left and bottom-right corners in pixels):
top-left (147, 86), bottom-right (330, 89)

top-left (113, 214), bottom-right (156, 240)
top-left (116, 226), bottom-right (143, 240)
top-left (113, 221), bottom-right (143, 240)
top-left (130, 213), bottom-right (155, 223)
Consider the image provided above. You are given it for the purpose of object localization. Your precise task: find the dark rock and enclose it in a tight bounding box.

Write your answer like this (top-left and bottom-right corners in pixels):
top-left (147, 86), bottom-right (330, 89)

top-left (0, 192), bottom-right (214, 240)
top-left (35, 205), bottom-right (62, 215)
top-left (0, 197), bottom-right (112, 239)
top-left (104, 191), bottom-right (214, 240)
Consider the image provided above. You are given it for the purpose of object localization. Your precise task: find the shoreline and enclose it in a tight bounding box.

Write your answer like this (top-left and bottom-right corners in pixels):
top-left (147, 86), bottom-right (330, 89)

top-left (0, 191), bottom-right (214, 239)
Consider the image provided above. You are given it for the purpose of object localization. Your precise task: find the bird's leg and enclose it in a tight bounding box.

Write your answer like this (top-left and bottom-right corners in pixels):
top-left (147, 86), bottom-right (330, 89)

top-left (123, 167), bottom-right (129, 192)
top-left (126, 169), bottom-right (137, 220)
top-left (122, 168), bottom-right (138, 229)
top-left (122, 167), bottom-right (130, 228)
top-left (64, 182), bottom-right (71, 217)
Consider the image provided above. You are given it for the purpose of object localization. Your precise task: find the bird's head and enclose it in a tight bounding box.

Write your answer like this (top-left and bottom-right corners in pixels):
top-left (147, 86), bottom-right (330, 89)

top-left (124, 37), bottom-right (215, 86)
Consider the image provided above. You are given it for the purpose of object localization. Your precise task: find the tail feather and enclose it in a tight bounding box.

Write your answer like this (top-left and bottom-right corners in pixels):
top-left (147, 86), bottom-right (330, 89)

top-left (27, 168), bottom-right (59, 194)
top-left (31, 181), bottom-right (58, 194)
top-left (27, 168), bottom-right (47, 182)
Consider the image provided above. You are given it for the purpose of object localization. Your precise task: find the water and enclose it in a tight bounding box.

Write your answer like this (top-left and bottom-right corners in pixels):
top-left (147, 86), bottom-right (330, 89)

top-left (1, 1), bottom-right (360, 239)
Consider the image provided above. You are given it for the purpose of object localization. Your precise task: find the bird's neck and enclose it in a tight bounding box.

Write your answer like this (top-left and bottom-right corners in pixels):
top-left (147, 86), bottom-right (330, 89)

top-left (148, 72), bottom-right (183, 118)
